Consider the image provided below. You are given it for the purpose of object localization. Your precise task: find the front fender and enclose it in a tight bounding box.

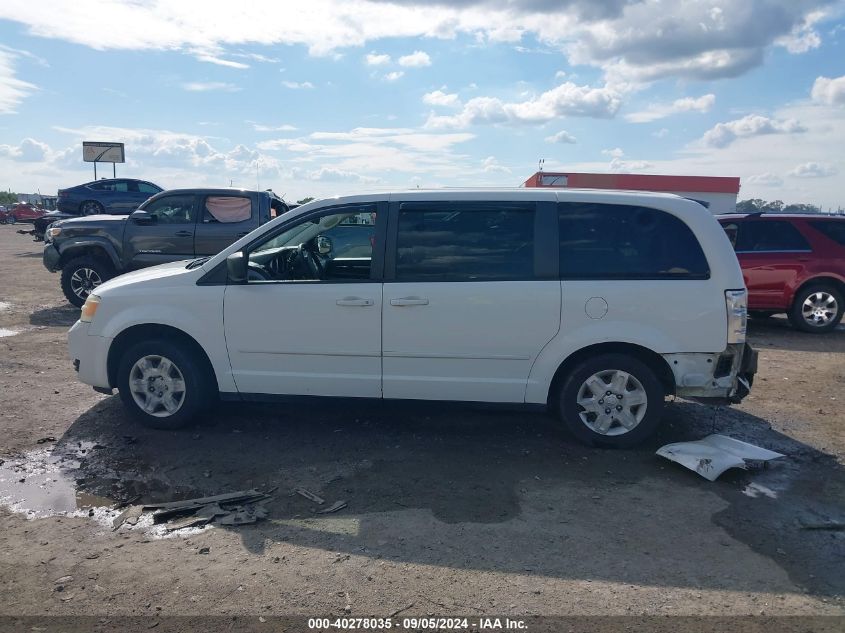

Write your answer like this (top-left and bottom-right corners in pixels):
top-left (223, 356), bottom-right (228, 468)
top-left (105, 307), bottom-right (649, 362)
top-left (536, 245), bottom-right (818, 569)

top-left (57, 237), bottom-right (121, 269)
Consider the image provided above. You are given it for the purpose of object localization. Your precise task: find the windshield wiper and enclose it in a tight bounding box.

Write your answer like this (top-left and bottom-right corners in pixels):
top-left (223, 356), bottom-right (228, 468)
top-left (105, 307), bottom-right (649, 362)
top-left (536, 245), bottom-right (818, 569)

top-left (186, 256), bottom-right (212, 269)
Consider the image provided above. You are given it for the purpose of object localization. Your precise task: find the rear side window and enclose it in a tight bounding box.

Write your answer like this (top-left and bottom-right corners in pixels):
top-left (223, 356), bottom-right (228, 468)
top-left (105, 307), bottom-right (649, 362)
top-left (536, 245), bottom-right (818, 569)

top-left (202, 196), bottom-right (253, 224)
top-left (138, 182), bottom-right (161, 194)
top-left (558, 203), bottom-right (710, 279)
top-left (735, 220), bottom-right (810, 252)
top-left (809, 220), bottom-right (845, 246)
top-left (395, 202), bottom-right (535, 281)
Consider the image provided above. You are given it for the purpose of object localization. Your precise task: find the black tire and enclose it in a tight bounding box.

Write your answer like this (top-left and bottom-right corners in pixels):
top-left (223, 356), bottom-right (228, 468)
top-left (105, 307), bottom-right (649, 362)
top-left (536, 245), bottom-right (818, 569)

top-left (788, 284), bottom-right (844, 333)
top-left (60, 256), bottom-right (114, 307)
top-left (117, 338), bottom-right (211, 429)
top-left (80, 200), bottom-right (104, 216)
top-left (558, 353), bottom-right (665, 448)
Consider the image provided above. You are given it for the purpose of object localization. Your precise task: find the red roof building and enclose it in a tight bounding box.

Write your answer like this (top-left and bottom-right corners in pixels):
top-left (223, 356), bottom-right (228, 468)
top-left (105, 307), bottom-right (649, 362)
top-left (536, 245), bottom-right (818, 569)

top-left (523, 171), bottom-right (741, 214)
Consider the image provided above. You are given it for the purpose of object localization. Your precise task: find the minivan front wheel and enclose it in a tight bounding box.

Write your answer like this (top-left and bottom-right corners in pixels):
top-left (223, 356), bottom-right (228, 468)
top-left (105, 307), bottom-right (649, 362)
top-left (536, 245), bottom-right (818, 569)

top-left (558, 354), bottom-right (664, 447)
top-left (117, 339), bottom-right (210, 429)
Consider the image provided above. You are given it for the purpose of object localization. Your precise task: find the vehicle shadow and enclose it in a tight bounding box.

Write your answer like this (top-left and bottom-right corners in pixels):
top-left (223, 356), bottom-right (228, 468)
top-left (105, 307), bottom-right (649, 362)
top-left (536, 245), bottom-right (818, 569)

top-left (29, 304), bottom-right (78, 327)
top-left (13, 251), bottom-right (42, 258)
top-left (748, 315), bottom-right (845, 353)
top-left (50, 395), bottom-right (845, 599)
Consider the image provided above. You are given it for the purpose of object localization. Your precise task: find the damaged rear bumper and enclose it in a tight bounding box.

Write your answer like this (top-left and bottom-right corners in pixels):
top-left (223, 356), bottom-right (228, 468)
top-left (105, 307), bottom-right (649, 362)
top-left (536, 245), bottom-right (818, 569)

top-left (662, 342), bottom-right (758, 406)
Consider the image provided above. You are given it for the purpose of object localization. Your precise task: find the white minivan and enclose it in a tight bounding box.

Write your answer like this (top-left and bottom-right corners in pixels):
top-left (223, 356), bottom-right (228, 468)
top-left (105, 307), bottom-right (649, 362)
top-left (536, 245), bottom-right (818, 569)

top-left (68, 189), bottom-right (757, 447)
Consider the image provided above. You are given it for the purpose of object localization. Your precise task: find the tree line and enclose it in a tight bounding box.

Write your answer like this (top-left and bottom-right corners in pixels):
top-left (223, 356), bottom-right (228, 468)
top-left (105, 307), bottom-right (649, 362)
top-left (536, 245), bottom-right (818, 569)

top-left (736, 199), bottom-right (842, 215)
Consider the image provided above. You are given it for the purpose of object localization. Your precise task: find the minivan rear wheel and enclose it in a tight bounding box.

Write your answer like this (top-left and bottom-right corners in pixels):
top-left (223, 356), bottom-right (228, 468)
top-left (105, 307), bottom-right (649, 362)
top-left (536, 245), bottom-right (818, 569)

top-left (117, 339), bottom-right (209, 429)
top-left (558, 353), bottom-right (664, 447)
top-left (788, 284), bottom-right (844, 333)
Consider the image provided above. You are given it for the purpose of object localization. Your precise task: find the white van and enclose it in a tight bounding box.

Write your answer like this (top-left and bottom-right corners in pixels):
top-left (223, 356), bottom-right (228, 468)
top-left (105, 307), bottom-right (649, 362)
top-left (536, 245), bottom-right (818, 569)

top-left (68, 189), bottom-right (757, 447)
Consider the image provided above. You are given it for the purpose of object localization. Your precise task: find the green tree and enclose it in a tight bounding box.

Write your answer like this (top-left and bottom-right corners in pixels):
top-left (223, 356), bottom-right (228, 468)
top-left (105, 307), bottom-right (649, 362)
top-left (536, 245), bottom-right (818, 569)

top-left (296, 197), bottom-right (315, 205)
top-left (0, 191), bottom-right (17, 205)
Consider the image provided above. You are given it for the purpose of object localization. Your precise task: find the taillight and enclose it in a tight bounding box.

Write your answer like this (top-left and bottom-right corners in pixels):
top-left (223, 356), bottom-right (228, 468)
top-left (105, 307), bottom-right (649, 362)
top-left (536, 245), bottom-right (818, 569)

top-left (725, 289), bottom-right (747, 344)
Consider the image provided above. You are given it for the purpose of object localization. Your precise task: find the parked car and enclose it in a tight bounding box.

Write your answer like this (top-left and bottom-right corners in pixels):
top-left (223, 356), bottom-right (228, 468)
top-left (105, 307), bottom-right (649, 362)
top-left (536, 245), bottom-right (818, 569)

top-left (57, 178), bottom-right (163, 215)
top-left (4, 202), bottom-right (45, 224)
top-left (0, 205), bottom-right (8, 224)
top-left (67, 189), bottom-right (757, 446)
top-left (45, 188), bottom-right (290, 307)
top-left (718, 213), bottom-right (845, 333)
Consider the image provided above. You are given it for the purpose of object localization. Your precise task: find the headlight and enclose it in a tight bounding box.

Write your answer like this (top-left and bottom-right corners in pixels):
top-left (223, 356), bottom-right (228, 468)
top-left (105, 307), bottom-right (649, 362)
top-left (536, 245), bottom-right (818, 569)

top-left (725, 289), bottom-right (747, 344)
top-left (47, 226), bottom-right (62, 239)
top-left (80, 294), bottom-right (101, 323)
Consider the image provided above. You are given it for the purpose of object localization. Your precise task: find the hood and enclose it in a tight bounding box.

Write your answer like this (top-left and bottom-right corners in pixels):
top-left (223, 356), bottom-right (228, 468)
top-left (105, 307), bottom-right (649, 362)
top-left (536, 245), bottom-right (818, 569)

top-left (56, 214), bottom-right (127, 228)
top-left (95, 260), bottom-right (199, 295)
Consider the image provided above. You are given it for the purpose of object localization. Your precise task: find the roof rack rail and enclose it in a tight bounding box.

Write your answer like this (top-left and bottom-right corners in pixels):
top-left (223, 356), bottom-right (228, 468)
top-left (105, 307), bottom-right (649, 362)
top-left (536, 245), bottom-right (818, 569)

top-left (746, 211), bottom-right (765, 217)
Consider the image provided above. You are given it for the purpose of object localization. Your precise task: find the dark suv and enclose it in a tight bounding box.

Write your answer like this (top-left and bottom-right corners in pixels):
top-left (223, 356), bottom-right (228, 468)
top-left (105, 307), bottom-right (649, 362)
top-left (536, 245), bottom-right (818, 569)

top-left (718, 213), bottom-right (845, 333)
top-left (44, 188), bottom-right (289, 306)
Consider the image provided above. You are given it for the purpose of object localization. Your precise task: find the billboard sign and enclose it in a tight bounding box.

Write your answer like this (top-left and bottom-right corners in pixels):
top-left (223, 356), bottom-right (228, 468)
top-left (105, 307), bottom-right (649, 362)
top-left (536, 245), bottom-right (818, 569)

top-left (83, 142), bottom-right (125, 163)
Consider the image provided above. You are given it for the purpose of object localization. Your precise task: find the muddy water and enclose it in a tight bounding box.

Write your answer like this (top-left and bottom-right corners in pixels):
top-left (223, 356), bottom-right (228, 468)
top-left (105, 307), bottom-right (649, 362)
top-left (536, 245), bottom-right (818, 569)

top-left (0, 441), bottom-right (115, 518)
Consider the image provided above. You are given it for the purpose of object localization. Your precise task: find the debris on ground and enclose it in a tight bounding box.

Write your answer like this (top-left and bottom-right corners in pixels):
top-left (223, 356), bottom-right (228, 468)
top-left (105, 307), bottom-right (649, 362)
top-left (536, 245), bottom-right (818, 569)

top-left (112, 489), bottom-right (273, 532)
top-left (36, 437), bottom-right (56, 444)
top-left (656, 434), bottom-right (785, 481)
top-left (317, 500), bottom-right (348, 514)
top-left (295, 487), bottom-right (325, 504)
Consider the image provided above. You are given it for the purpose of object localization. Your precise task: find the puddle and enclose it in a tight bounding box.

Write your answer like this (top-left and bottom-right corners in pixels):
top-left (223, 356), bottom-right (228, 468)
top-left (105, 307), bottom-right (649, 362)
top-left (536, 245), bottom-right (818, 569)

top-left (0, 441), bottom-right (114, 518)
top-left (0, 441), bottom-right (219, 538)
top-left (0, 328), bottom-right (19, 337)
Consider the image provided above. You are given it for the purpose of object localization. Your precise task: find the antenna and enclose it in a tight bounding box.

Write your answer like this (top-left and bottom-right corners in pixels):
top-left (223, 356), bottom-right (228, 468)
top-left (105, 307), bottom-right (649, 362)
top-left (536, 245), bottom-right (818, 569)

top-left (539, 158), bottom-right (545, 173)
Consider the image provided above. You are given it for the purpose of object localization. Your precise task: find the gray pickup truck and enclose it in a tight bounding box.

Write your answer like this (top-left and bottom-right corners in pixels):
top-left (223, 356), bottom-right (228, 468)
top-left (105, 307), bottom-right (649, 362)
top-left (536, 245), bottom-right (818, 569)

top-left (43, 188), bottom-right (290, 306)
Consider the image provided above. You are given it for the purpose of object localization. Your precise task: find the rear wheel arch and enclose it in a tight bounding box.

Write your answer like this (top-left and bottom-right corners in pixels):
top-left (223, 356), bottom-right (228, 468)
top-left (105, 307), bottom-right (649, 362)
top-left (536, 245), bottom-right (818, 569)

top-left (546, 342), bottom-right (676, 408)
top-left (107, 323), bottom-right (218, 393)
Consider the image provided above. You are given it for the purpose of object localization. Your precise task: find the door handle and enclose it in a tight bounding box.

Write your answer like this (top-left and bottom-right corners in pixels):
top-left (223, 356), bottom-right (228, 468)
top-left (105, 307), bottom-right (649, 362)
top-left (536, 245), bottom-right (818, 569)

top-left (336, 297), bottom-right (374, 307)
top-left (174, 230), bottom-right (192, 237)
top-left (390, 297), bottom-right (429, 306)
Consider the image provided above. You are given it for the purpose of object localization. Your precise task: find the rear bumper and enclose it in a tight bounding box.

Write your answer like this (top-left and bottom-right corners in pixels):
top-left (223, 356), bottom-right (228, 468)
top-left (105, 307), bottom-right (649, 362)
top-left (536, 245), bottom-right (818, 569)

top-left (43, 244), bottom-right (61, 272)
top-left (663, 342), bottom-right (757, 405)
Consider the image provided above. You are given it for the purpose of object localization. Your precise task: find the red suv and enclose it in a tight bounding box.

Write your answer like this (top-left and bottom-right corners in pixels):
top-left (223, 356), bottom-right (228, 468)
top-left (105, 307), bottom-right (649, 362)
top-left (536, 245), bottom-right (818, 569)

top-left (4, 203), bottom-right (46, 224)
top-left (718, 214), bottom-right (845, 333)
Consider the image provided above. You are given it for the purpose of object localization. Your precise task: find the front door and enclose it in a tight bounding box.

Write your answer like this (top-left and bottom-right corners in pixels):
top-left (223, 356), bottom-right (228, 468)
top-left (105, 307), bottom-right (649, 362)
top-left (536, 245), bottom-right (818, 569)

top-left (382, 201), bottom-right (561, 402)
top-left (224, 203), bottom-right (384, 397)
top-left (124, 193), bottom-right (197, 269)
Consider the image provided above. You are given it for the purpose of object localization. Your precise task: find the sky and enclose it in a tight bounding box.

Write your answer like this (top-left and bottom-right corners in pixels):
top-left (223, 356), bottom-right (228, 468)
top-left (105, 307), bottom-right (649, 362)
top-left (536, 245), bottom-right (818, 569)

top-left (0, 0), bottom-right (844, 208)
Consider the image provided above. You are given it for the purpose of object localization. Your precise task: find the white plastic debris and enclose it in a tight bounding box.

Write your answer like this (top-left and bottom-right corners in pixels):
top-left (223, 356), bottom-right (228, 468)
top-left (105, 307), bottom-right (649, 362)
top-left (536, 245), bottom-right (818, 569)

top-left (656, 434), bottom-right (785, 481)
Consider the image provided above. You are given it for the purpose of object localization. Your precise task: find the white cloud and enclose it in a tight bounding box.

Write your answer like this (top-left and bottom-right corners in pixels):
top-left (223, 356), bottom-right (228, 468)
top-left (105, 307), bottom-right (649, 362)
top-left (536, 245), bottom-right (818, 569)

top-left (0, 49), bottom-right (37, 113)
top-left (602, 147), bottom-right (625, 158)
top-left (609, 157), bottom-right (652, 171)
top-left (653, 128), bottom-right (669, 138)
top-left (0, 0), bottom-right (832, 84)
top-left (481, 156), bottom-right (510, 173)
top-left (364, 52), bottom-right (391, 66)
top-left (384, 71), bottom-right (404, 81)
top-left (700, 114), bottom-right (807, 148)
top-left (746, 172), bottom-right (784, 186)
top-left (788, 162), bottom-right (837, 178)
top-left (182, 81), bottom-right (240, 92)
top-left (811, 75), bottom-right (845, 106)
top-left (193, 52), bottom-right (250, 69)
top-left (307, 167), bottom-right (379, 183)
top-left (398, 50), bottom-right (431, 67)
top-left (0, 137), bottom-right (49, 161)
top-left (282, 80), bottom-right (314, 89)
top-left (422, 89), bottom-right (460, 107)
top-left (248, 121), bottom-right (298, 132)
top-left (625, 94), bottom-right (715, 123)
top-left (545, 130), bottom-right (577, 144)
top-left (425, 81), bottom-right (620, 129)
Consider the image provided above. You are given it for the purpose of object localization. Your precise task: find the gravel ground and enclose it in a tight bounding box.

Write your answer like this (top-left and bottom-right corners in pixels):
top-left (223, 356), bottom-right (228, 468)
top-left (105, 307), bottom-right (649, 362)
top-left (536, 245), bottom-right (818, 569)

top-left (0, 224), bottom-right (843, 623)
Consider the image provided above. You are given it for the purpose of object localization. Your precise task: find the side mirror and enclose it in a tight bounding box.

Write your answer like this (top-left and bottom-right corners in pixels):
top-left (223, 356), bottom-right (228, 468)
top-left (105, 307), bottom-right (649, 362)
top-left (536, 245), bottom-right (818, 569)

top-left (226, 252), bottom-right (248, 284)
top-left (316, 235), bottom-right (333, 255)
top-left (130, 209), bottom-right (155, 224)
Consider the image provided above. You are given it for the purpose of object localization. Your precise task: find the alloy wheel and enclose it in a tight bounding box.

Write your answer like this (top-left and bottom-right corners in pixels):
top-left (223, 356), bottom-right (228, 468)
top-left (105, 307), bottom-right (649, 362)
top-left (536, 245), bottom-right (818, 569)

top-left (802, 291), bottom-right (838, 327)
top-left (69, 267), bottom-right (102, 300)
top-left (576, 369), bottom-right (648, 436)
top-left (129, 355), bottom-right (187, 417)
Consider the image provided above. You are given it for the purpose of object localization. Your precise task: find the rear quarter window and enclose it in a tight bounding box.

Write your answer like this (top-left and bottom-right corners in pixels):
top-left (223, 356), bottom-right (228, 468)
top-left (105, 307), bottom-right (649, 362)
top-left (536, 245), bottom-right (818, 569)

top-left (558, 203), bottom-right (710, 279)
top-left (809, 220), bottom-right (845, 247)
